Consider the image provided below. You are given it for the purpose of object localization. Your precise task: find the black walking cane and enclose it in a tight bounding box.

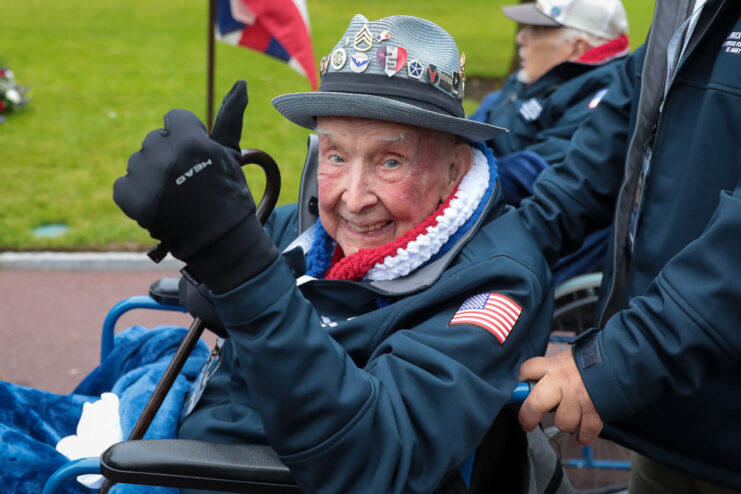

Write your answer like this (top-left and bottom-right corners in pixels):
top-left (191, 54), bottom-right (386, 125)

top-left (99, 149), bottom-right (280, 494)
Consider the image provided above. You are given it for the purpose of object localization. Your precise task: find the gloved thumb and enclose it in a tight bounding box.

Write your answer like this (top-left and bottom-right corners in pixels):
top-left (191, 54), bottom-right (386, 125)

top-left (210, 80), bottom-right (248, 151)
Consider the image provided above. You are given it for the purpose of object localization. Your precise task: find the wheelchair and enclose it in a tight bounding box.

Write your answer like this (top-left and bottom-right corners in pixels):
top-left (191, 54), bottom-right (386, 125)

top-left (41, 140), bottom-right (620, 494)
top-left (42, 273), bottom-right (618, 494)
top-left (41, 274), bottom-right (538, 494)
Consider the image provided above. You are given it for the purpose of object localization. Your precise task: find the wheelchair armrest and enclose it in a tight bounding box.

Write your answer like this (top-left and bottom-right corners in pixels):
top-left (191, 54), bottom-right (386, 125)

top-left (149, 277), bottom-right (182, 307)
top-left (101, 439), bottom-right (299, 493)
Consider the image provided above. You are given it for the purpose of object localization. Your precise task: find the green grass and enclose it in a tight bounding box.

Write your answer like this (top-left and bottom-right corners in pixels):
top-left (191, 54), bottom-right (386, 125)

top-left (0, 0), bottom-right (652, 250)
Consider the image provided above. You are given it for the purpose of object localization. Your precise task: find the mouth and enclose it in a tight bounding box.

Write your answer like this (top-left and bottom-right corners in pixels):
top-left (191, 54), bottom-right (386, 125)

top-left (344, 218), bottom-right (393, 234)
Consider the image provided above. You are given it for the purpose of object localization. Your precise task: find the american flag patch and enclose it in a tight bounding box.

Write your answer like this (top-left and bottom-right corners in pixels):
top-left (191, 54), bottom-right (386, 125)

top-left (449, 293), bottom-right (523, 344)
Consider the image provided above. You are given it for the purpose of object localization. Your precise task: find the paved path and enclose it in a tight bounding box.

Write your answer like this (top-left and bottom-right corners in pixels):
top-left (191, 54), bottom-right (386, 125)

top-left (0, 266), bottom-right (629, 490)
top-left (0, 269), bottom-right (199, 393)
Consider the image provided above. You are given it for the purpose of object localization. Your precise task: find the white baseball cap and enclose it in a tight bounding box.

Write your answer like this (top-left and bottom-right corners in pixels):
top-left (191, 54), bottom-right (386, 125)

top-left (502, 0), bottom-right (628, 40)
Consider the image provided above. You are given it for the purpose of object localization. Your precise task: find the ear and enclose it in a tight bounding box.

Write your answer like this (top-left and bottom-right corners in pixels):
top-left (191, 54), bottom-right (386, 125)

top-left (441, 142), bottom-right (473, 199)
top-left (568, 37), bottom-right (593, 61)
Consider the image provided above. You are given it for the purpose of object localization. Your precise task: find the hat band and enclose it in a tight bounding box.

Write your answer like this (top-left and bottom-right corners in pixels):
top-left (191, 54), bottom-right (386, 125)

top-left (319, 73), bottom-right (465, 118)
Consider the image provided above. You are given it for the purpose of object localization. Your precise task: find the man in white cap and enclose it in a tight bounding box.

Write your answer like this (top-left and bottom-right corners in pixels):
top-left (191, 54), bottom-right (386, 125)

top-left (470, 0), bottom-right (630, 285)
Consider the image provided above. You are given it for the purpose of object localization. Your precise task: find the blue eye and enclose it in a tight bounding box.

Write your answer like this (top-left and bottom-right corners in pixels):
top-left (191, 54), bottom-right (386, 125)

top-left (383, 159), bottom-right (400, 169)
top-left (328, 155), bottom-right (344, 164)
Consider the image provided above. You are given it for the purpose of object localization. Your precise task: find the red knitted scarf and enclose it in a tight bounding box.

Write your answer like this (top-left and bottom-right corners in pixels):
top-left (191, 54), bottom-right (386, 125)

top-left (324, 184), bottom-right (460, 281)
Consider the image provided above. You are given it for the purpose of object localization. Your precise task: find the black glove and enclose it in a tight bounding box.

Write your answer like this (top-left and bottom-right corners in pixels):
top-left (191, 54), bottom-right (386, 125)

top-left (113, 81), bottom-right (278, 293)
top-left (178, 277), bottom-right (228, 338)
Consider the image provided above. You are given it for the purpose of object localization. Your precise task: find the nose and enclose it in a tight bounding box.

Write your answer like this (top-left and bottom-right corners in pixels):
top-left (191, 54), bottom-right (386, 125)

top-left (516, 28), bottom-right (528, 46)
top-left (341, 165), bottom-right (378, 213)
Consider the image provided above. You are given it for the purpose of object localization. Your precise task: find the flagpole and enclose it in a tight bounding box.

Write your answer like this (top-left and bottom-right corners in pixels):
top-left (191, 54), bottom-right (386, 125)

top-left (207, 0), bottom-right (216, 132)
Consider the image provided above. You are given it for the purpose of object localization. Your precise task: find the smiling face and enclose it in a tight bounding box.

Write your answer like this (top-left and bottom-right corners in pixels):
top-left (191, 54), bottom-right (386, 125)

top-left (516, 25), bottom-right (581, 84)
top-left (316, 117), bottom-right (472, 257)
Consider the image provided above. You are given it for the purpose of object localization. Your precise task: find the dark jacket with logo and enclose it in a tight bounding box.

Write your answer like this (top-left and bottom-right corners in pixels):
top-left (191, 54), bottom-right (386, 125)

top-left (470, 51), bottom-right (626, 167)
top-left (518, 0), bottom-right (741, 487)
top-left (178, 181), bottom-right (553, 493)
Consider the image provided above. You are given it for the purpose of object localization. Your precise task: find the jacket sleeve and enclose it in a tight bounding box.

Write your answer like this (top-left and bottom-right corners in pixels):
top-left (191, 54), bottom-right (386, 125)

top-left (574, 177), bottom-right (741, 420)
top-left (516, 47), bottom-right (643, 264)
top-left (209, 254), bottom-right (550, 494)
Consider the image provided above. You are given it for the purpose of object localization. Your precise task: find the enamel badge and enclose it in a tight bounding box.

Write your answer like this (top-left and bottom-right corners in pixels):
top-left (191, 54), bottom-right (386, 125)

top-left (378, 46), bottom-right (407, 77)
top-left (350, 52), bottom-right (370, 73)
top-left (375, 30), bottom-right (391, 43)
top-left (407, 59), bottom-right (424, 79)
top-left (354, 24), bottom-right (373, 52)
top-left (331, 48), bottom-right (347, 71)
top-left (425, 64), bottom-right (439, 84)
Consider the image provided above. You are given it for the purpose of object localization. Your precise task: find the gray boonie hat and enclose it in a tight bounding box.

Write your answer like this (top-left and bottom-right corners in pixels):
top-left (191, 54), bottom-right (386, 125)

top-left (272, 14), bottom-right (505, 142)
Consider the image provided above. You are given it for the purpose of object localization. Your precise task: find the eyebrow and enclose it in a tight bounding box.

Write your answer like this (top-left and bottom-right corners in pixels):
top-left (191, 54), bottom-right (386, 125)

top-left (316, 126), bottom-right (408, 144)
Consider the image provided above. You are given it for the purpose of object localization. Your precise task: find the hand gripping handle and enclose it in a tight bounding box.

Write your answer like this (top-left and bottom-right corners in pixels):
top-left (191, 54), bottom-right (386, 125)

top-left (147, 148), bottom-right (281, 263)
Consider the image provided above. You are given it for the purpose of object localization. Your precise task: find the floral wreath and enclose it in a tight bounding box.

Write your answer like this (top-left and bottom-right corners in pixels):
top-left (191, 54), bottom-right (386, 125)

top-left (0, 64), bottom-right (31, 121)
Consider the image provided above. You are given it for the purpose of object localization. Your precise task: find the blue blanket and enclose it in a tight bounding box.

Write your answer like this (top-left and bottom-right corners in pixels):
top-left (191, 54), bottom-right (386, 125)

top-left (0, 325), bottom-right (209, 494)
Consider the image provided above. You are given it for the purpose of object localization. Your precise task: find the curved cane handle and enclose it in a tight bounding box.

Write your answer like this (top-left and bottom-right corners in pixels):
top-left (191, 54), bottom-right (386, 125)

top-left (239, 148), bottom-right (281, 226)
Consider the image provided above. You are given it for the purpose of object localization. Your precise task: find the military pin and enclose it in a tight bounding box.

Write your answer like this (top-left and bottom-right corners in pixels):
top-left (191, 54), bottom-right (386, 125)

top-left (350, 52), bottom-right (370, 73)
top-left (320, 55), bottom-right (329, 76)
top-left (354, 24), bottom-right (373, 52)
top-left (459, 52), bottom-right (467, 83)
top-left (378, 46), bottom-right (407, 77)
top-left (375, 30), bottom-right (391, 43)
top-left (425, 64), bottom-right (440, 84)
top-left (438, 71), bottom-right (454, 92)
top-left (331, 47), bottom-right (347, 71)
top-left (407, 59), bottom-right (424, 80)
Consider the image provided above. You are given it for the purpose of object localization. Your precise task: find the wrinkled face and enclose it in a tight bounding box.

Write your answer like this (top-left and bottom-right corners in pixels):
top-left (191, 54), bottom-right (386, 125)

top-left (316, 117), bottom-right (470, 257)
top-left (516, 25), bottom-right (575, 84)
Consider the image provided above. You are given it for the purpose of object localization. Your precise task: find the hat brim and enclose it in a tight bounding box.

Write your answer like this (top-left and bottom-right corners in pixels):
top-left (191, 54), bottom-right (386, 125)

top-left (501, 3), bottom-right (561, 27)
top-left (272, 92), bottom-right (506, 143)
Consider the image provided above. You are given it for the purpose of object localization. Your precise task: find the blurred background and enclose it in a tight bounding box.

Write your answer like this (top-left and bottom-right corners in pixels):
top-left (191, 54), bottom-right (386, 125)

top-left (0, 0), bottom-right (653, 252)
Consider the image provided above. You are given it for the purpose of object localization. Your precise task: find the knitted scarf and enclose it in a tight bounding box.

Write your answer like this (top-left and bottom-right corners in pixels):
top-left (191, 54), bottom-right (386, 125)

top-left (304, 142), bottom-right (497, 281)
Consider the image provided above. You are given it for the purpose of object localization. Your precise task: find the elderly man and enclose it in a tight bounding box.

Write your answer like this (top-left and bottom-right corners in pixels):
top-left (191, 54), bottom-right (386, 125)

top-left (108, 14), bottom-right (559, 494)
top-left (471, 0), bottom-right (629, 170)
top-left (470, 0), bottom-right (629, 284)
top-left (0, 15), bottom-right (561, 492)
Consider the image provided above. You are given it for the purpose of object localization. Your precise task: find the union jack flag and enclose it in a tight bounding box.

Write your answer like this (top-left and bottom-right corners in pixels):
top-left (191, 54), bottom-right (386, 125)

top-left (216, 0), bottom-right (318, 90)
top-left (450, 293), bottom-right (522, 344)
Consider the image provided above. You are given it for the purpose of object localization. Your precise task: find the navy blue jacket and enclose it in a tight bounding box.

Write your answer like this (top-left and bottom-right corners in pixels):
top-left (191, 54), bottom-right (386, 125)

top-left (470, 56), bottom-right (625, 168)
top-left (518, 0), bottom-right (741, 487)
top-left (178, 183), bottom-right (553, 493)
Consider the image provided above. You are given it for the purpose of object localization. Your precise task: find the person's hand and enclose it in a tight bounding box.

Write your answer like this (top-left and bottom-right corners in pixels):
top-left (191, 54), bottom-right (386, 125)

top-left (114, 80), bottom-right (278, 293)
top-left (113, 80), bottom-right (253, 261)
top-left (518, 349), bottom-right (603, 446)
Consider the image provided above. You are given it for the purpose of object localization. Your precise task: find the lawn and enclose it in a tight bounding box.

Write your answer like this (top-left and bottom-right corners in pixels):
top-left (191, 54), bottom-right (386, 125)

top-left (0, 0), bottom-right (653, 250)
